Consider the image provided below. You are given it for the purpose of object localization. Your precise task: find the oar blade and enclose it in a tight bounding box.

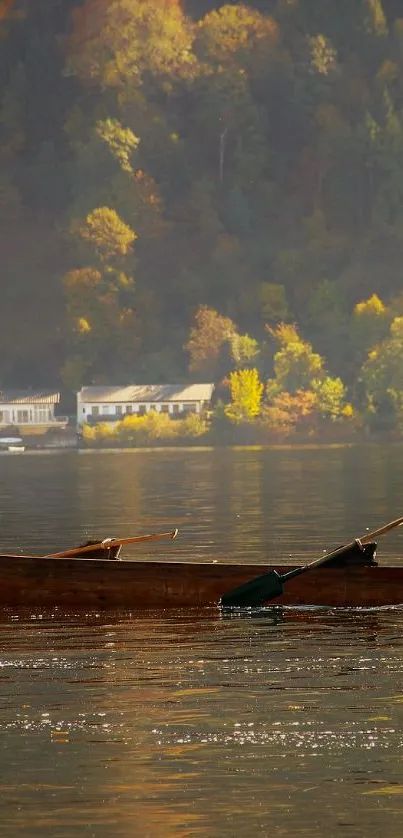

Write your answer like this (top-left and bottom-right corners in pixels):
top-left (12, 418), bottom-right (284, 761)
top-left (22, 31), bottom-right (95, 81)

top-left (220, 570), bottom-right (284, 608)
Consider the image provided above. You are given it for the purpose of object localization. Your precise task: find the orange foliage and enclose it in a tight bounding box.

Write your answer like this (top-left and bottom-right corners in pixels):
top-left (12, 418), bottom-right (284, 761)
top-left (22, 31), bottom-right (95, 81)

top-left (262, 389), bottom-right (317, 436)
top-left (0, 0), bottom-right (15, 20)
top-left (185, 305), bottom-right (236, 375)
top-left (67, 0), bottom-right (194, 87)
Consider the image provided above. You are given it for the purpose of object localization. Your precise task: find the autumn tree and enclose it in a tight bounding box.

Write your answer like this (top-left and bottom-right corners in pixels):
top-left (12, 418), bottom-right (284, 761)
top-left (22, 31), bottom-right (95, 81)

top-left (263, 323), bottom-right (352, 432)
top-left (262, 390), bottom-right (318, 438)
top-left (75, 206), bottom-right (136, 265)
top-left (311, 376), bottom-right (350, 420)
top-left (185, 305), bottom-right (236, 378)
top-left (360, 316), bottom-right (403, 432)
top-left (350, 294), bottom-right (391, 362)
top-left (62, 206), bottom-right (138, 388)
top-left (191, 5), bottom-right (278, 189)
top-left (66, 0), bottom-right (195, 97)
top-left (2, 0), bottom-right (403, 406)
top-left (266, 324), bottom-right (324, 395)
top-left (225, 368), bottom-right (264, 423)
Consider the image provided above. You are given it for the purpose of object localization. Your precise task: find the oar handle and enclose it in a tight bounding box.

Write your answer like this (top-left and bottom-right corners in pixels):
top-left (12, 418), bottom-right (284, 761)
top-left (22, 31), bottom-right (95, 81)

top-left (282, 515), bottom-right (403, 583)
top-left (46, 528), bottom-right (178, 559)
top-left (360, 516), bottom-right (403, 543)
top-left (282, 538), bottom-right (362, 582)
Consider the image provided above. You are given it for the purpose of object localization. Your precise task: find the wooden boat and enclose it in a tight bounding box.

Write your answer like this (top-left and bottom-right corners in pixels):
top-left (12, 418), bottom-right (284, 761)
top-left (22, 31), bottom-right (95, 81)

top-left (1, 538), bottom-right (403, 609)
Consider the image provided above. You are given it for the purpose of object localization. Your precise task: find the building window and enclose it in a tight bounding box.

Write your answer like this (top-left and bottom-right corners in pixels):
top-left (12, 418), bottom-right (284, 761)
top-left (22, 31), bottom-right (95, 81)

top-left (82, 407), bottom-right (86, 414)
top-left (17, 410), bottom-right (29, 423)
top-left (34, 408), bottom-right (48, 423)
top-left (125, 405), bottom-right (132, 414)
top-left (92, 406), bottom-right (100, 417)
top-left (116, 405), bottom-right (122, 416)
top-left (172, 404), bottom-right (180, 414)
top-left (138, 405), bottom-right (146, 415)
top-left (160, 404), bottom-right (169, 413)
top-left (183, 403), bottom-right (197, 413)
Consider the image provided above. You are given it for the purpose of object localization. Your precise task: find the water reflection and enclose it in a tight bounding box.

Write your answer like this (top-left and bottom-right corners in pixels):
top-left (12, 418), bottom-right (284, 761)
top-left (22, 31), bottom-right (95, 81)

top-left (2, 605), bottom-right (403, 835)
top-left (1, 445), bottom-right (403, 563)
top-left (1, 447), bottom-right (403, 834)
top-left (1, 604), bottom-right (403, 833)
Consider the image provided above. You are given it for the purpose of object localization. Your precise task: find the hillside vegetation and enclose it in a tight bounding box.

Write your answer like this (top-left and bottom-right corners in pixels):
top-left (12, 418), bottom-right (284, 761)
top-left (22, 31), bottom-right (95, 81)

top-left (2, 0), bottom-right (403, 437)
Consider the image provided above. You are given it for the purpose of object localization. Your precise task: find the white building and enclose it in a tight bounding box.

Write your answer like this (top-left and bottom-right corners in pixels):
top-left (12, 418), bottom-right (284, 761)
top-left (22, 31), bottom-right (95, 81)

top-left (77, 384), bottom-right (215, 425)
top-left (0, 390), bottom-right (63, 427)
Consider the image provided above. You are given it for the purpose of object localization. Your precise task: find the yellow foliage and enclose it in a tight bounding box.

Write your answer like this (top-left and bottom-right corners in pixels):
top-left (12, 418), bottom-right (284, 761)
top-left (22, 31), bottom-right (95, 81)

top-left (81, 410), bottom-right (210, 445)
top-left (77, 317), bottom-right (91, 333)
top-left (142, 411), bottom-right (179, 440)
top-left (225, 368), bottom-right (263, 423)
top-left (96, 118), bottom-right (139, 173)
top-left (93, 422), bottom-right (117, 440)
top-left (67, 0), bottom-right (195, 90)
top-left (309, 34), bottom-right (338, 76)
top-left (366, 0), bottom-right (388, 37)
top-left (78, 207), bottom-right (136, 262)
top-left (390, 316), bottom-right (403, 338)
top-left (342, 403), bottom-right (354, 418)
top-left (268, 322), bottom-right (300, 346)
top-left (197, 5), bottom-right (279, 65)
top-left (267, 323), bottom-right (324, 392)
top-left (354, 293), bottom-right (386, 317)
top-left (82, 423), bottom-right (97, 441)
top-left (180, 412), bottom-right (208, 438)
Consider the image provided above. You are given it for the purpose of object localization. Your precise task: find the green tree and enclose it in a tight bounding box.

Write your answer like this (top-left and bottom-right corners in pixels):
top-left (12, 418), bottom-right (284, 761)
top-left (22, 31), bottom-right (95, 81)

top-left (301, 279), bottom-right (349, 375)
top-left (229, 333), bottom-right (260, 369)
top-left (258, 283), bottom-right (288, 324)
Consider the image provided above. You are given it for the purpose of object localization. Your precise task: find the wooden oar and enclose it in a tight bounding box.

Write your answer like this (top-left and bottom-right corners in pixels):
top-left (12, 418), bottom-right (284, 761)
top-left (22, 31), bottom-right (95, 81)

top-left (220, 516), bottom-right (403, 608)
top-left (46, 528), bottom-right (178, 559)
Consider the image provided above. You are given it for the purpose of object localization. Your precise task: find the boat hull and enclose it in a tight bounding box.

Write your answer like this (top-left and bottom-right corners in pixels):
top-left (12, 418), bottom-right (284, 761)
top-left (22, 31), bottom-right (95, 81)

top-left (0, 553), bottom-right (403, 609)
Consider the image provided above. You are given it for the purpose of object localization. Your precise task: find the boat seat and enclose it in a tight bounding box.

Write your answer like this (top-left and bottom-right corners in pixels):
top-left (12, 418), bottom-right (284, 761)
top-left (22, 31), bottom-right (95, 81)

top-left (324, 541), bottom-right (377, 568)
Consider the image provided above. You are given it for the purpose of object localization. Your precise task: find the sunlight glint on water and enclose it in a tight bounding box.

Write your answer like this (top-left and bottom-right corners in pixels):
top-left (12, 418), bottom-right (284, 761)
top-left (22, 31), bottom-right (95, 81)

top-left (1, 446), bottom-right (403, 836)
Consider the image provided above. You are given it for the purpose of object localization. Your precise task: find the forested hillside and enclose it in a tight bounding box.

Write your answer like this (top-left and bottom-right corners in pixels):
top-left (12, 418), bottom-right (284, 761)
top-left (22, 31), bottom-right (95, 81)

top-left (2, 0), bottom-right (403, 435)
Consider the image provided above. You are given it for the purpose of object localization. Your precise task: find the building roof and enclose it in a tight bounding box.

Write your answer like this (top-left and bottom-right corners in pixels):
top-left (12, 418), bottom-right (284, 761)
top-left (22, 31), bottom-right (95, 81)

top-left (0, 390), bottom-right (60, 405)
top-left (78, 384), bottom-right (214, 404)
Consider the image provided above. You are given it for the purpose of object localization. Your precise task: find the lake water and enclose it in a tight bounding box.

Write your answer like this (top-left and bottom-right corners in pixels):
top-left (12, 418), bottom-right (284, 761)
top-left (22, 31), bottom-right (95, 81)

top-left (1, 446), bottom-right (403, 836)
